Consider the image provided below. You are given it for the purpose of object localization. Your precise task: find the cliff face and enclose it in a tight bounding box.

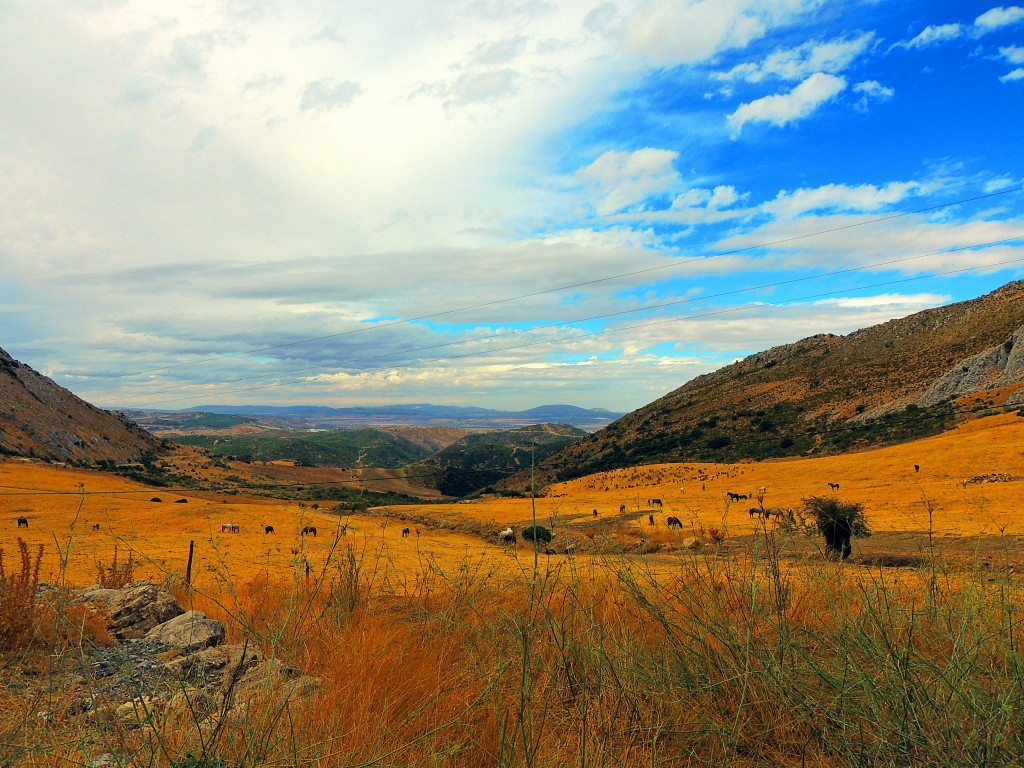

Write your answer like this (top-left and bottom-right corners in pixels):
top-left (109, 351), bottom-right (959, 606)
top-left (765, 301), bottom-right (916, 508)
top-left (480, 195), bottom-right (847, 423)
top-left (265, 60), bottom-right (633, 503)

top-left (508, 281), bottom-right (1024, 487)
top-left (0, 348), bottom-right (161, 465)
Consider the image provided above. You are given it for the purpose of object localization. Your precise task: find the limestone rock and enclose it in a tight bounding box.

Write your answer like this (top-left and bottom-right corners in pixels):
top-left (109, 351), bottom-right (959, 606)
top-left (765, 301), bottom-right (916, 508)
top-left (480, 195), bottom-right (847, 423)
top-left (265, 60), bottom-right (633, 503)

top-left (144, 610), bottom-right (225, 653)
top-left (114, 695), bottom-right (154, 727)
top-left (162, 642), bottom-right (262, 680)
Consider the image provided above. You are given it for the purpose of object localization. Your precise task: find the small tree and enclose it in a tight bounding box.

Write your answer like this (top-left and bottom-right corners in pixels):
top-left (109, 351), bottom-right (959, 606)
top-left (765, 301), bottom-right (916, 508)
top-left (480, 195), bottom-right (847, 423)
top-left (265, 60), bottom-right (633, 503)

top-left (802, 496), bottom-right (870, 559)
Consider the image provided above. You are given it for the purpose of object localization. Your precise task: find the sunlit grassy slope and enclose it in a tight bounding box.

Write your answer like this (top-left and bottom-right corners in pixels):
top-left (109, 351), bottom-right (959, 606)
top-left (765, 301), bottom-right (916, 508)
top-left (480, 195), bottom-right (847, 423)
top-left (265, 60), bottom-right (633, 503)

top-left (2, 412), bottom-right (1022, 589)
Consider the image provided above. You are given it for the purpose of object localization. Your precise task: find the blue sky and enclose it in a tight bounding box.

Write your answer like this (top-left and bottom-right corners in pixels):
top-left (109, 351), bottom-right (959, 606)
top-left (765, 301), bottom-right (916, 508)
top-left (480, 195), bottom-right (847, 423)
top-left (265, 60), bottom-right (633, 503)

top-left (1, 0), bottom-right (1022, 412)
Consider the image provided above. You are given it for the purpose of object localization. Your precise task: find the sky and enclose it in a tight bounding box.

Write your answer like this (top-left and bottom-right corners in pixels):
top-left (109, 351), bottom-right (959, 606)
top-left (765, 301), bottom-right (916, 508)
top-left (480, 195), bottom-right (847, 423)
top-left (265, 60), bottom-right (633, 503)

top-left (1, 0), bottom-right (1023, 414)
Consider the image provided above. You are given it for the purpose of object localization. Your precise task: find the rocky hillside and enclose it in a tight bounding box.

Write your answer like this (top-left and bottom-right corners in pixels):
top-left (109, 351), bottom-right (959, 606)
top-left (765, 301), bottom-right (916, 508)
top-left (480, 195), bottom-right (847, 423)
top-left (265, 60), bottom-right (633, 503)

top-left (512, 280), bottom-right (1024, 487)
top-left (408, 423), bottom-right (587, 497)
top-left (0, 348), bottom-right (161, 466)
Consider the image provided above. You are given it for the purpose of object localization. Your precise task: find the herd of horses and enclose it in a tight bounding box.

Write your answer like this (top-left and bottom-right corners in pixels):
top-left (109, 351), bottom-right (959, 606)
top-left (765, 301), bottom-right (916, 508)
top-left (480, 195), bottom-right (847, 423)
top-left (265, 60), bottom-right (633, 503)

top-left (12, 477), bottom-right (863, 553)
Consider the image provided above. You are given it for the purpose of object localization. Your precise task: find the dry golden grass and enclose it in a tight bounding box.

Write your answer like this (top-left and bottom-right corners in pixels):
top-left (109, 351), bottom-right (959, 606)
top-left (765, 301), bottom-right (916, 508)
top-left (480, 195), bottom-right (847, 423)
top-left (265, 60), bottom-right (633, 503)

top-left (3, 414), bottom-right (1024, 767)
top-left (384, 412), bottom-right (1024, 547)
top-left (0, 461), bottom-right (506, 590)
top-left (3, 412), bottom-right (1023, 592)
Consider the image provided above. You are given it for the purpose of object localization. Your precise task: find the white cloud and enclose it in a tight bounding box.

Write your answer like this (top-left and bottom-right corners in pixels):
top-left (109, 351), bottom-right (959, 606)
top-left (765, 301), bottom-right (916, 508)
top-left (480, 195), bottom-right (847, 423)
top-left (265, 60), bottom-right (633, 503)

top-left (852, 79), bottom-right (894, 111)
top-left (764, 180), bottom-right (921, 218)
top-left (715, 32), bottom-right (874, 82)
top-left (892, 8), bottom-right (1023, 51)
top-left (814, 293), bottom-right (950, 309)
top-left (714, 211), bottom-right (1024, 276)
top-left (727, 72), bottom-right (846, 137)
top-left (576, 148), bottom-right (682, 215)
top-left (984, 175), bottom-right (1019, 192)
top-left (670, 184), bottom-right (742, 210)
top-left (999, 45), bottom-right (1024, 63)
top-left (299, 79), bottom-right (363, 112)
top-left (621, 0), bottom-right (825, 67)
top-left (893, 23), bottom-right (965, 50)
top-left (1000, 45), bottom-right (1024, 63)
top-left (974, 5), bottom-right (1024, 34)
top-left (1001, 67), bottom-right (1024, 81)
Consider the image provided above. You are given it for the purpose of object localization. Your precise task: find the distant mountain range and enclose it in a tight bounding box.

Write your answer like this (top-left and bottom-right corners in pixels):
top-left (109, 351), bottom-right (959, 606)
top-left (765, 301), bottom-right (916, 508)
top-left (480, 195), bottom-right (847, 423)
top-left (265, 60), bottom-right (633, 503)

top-left (509, 280), bottom-right (1024, 488)
top-left (130, 403), bottom-right (623, 431)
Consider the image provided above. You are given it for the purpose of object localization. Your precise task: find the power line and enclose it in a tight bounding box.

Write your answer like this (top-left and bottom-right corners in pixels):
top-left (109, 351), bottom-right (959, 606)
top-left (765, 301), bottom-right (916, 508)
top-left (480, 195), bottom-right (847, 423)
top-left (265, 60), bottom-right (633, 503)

top-left (97, 234), bottom-right (1023, 405)
top-left (95, 186), bottom-right (1023, 382)
top-left (111, 252), bottom-right (1024, 408)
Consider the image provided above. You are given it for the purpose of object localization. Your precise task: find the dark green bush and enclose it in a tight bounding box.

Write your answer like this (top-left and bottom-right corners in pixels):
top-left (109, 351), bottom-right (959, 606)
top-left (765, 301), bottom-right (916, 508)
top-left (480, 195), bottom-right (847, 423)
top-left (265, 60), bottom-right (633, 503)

top-left (522, 525), bottom-right (553, 543)
top-left (803, 496), bottom-right (871, 559)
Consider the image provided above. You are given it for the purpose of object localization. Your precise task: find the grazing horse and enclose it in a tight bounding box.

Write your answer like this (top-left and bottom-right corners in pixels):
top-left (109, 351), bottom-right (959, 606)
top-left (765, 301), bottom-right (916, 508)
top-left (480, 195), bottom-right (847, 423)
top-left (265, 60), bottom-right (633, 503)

top-left (648, 514), bottom-right (655, 526)
top-left (914, 464), bottom-right (920, 473)
top-left (828, 482), bottom-right (840, 491)
top-left (649, 498), bottom-right (663, 509)
top-left (619, 504), bottom-right (626, 513)
top-left (749, 506), bottom-right (764, 519)
top-left (402, 527), bottom-right (410, 538)
top-left (17, 517), bottom-right (28, 528)
top-left (498, 527), bottom-right (516, 545)
top-left (666, 516), bottom-right (683, 529)
top-left (592, 509), bottom-right (598, 517)
top-left (301, 526), bottom-right (317, 537)
top-left (264, 525), bottom-right (275, 535)
top-left (221, 523), bottom-right (240, 533)
top-left (727, 491), bottom-right (741, 502)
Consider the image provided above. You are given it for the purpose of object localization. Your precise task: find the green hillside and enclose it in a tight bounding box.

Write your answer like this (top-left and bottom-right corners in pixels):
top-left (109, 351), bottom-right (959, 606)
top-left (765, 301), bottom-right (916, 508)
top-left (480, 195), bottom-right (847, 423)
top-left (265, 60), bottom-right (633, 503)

top-left (172, 428), bottom-right (433, 468)
top-left (409, 423), bottom-right (587, 497)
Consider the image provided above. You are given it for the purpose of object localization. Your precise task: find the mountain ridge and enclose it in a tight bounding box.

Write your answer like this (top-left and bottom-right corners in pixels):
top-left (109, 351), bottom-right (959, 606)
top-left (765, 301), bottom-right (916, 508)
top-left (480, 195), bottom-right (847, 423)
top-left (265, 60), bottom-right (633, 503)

top-left (0, 347), bottom-right (161, 466)
top-left (507, 280), bottom-right (1024, 488)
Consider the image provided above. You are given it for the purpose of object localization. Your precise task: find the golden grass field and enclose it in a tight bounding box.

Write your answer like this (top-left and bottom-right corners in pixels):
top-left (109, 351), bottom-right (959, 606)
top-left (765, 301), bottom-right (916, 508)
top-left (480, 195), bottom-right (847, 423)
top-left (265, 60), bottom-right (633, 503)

top-left (3, 412), bottom-right (1023, 590)
top-left (2, 413), bottom-right (1024, 767)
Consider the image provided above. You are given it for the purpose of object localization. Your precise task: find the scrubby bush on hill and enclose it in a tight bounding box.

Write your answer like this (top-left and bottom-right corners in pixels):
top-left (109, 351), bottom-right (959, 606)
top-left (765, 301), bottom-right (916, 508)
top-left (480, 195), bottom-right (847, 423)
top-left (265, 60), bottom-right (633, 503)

top-left (803, 495), bottom-right (871, 559)
top-left (521, 525), bottom-right (552, 543)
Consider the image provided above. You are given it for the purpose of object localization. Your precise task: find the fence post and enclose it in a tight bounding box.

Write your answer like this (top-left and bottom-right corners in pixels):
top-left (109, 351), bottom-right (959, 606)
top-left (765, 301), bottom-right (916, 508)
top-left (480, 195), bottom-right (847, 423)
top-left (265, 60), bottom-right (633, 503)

top-left (185, 540), bottom-right (194, 588)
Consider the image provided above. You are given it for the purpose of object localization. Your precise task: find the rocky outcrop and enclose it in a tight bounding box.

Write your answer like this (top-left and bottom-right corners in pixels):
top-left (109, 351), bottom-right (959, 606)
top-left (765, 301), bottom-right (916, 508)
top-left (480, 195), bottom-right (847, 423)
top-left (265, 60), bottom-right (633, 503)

top-left (84, 580), bottom-right (184, 639)
top-left (917, 327), bottom-right (1024, 406)
top-left (0, 347), bottom-right (161, 465)
top-left (144, 610), bottom-right (225, 653)
top-left (66, 579), bottom-right (320, 748)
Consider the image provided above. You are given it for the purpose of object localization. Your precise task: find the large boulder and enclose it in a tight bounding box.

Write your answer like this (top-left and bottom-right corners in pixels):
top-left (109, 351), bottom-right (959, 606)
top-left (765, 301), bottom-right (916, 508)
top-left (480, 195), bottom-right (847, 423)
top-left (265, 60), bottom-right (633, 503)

top-left (144, 611), bottom-right (225, 653)
top-left (161, 642), bottom-right (262, 680)
top-left (90, 581), bottom-right (184, 639)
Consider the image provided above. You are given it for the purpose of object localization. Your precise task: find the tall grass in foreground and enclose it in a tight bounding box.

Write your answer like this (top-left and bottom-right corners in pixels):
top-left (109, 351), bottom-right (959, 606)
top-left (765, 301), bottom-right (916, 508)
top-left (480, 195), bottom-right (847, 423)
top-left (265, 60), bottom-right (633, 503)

top-left (2, 527), bottom-right (1023, 767)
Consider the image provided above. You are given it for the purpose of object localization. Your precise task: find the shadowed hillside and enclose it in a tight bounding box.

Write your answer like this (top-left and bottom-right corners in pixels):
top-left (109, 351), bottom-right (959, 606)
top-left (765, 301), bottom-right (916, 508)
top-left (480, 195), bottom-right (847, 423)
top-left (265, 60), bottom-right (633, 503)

top-left (408, 423), bottom-right (587, 497)
top-left (511, 280), bottom-right (1024, 487)
top-left (171, 428), bottom-right (438, 469)
top-left (0, 347), bottom-right (161, 466)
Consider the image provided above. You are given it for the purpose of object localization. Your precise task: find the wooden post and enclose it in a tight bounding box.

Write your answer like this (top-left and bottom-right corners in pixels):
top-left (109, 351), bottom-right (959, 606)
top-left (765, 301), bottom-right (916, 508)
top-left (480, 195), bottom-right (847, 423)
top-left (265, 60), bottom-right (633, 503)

top-left (185, 540), bottom-right (194, 588)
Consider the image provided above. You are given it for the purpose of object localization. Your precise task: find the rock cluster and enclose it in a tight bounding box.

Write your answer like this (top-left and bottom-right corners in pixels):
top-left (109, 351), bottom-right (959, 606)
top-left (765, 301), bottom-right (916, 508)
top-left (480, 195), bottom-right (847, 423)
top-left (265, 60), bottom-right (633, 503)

top-left (963, 473), bottom-right (1023, 485)
top-left (59, 580), bottom-right (320, 737)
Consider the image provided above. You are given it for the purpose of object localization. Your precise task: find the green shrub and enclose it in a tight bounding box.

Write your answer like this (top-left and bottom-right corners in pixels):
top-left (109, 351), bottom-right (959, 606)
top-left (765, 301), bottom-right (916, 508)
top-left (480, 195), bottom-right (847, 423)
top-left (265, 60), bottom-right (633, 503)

top-left (521, 525), bottom-right (553, 543)
top-left (803, 495), bottom-right (871, 559)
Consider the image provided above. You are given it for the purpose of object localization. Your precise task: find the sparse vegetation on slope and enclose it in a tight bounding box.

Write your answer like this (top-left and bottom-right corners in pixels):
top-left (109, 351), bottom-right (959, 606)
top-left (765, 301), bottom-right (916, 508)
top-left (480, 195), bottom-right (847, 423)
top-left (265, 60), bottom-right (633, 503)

top-left (0, 347), bottom-right (162, 466)
top-left (408, 423), bottom-right (586, 497)
top-left (520, 280), bottom-right (1024, 486)
top-left (171, 427), bottom-right (435, 468)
